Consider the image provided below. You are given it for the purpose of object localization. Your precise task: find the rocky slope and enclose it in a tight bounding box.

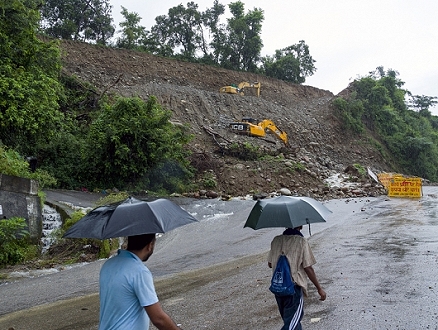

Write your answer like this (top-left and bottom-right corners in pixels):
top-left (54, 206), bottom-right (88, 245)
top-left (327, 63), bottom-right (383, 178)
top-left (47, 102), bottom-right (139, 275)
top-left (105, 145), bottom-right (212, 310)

top-left (60, 40), bottom-right (392, 199)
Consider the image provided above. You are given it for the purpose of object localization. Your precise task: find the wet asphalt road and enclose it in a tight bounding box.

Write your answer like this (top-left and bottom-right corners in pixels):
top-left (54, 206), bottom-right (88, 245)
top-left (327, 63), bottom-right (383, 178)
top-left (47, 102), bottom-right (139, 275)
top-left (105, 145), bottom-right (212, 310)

top-left (305, 188), bottom-right (438, 329)
top-left (1, 187), bottom-right (438, 329)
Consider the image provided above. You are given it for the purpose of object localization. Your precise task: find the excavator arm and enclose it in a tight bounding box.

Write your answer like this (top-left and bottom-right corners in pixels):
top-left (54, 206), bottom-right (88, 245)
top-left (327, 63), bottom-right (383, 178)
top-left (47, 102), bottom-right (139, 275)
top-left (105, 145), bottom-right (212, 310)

top-left (258, 120), bottom-right (288, 145)
top-left (238, 81), bottom-right (261, 97)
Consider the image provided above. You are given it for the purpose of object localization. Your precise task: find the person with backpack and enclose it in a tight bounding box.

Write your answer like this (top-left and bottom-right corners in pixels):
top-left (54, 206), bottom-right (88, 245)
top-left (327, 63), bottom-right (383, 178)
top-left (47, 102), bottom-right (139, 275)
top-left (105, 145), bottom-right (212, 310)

top-left (267, 226), bottom-right (326, 330)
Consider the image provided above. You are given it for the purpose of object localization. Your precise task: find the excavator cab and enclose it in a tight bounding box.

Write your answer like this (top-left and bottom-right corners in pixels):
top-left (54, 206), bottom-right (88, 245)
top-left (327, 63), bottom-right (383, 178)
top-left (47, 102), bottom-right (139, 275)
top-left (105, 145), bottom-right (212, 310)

top-left (228, 117), bottom-right (288, 145)
top-left (219, 84), bottom-right (241, 95)
top-left (241, 117), bottom-right (258, 124)
top-left (230, 117), bottom-right (263, 137)
top-left (220, 82), bottom-right (260, 97)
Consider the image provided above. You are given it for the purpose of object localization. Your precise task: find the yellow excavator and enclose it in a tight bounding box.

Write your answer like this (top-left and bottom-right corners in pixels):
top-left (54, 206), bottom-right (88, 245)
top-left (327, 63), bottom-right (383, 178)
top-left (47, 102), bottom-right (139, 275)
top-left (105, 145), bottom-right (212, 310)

top-left (219, 81), bottom-right (261, 97)
top-left (228, 117), bottom-right (288, 145)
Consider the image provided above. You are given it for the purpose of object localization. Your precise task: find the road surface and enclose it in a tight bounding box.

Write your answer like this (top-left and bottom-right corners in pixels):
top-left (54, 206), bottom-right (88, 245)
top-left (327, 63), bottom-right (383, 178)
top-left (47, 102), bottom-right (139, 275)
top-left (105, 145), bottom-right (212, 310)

top-left (1, 188), bottom-right (437, 329)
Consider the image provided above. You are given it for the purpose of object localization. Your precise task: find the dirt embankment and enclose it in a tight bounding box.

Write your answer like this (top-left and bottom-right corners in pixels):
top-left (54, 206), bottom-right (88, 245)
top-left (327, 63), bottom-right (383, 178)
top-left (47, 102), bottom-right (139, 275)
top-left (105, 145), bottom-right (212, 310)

top-left (60, 40), bottom-right (392, 198)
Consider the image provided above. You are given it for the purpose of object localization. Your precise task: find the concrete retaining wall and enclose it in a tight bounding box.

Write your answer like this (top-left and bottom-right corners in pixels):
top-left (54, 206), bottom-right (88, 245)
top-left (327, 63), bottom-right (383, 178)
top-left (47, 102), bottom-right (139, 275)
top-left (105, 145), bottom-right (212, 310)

top-left (0, 174), bottom-right (42, 242)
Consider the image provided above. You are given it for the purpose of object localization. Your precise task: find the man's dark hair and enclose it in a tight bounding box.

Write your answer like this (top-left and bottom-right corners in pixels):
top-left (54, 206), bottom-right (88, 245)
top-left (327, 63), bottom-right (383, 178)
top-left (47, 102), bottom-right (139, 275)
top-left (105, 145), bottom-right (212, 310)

top-left (127, 234), bottom-right (156, 251)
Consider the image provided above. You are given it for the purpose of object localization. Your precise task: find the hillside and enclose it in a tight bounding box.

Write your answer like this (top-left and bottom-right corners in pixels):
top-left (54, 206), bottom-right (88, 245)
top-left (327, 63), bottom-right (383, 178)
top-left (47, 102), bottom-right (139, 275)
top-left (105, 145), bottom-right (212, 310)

top-left (59, 40), bottom-right (392, 199)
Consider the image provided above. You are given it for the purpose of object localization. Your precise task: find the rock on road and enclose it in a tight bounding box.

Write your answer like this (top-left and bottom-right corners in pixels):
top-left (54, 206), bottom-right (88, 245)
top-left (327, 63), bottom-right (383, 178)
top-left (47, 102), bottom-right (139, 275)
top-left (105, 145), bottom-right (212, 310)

top-left (1, 188), bottom-right (438, 329)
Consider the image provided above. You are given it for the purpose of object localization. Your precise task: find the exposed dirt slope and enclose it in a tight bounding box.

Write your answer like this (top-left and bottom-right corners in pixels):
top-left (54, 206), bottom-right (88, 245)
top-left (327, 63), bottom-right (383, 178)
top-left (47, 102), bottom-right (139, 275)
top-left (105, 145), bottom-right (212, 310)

top-left (60, 40), bottom-right (392, 198)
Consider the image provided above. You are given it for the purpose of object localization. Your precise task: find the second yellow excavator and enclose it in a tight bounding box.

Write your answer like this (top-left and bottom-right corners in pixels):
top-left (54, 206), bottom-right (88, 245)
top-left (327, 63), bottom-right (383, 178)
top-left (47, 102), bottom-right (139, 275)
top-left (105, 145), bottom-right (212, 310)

top-left (219, 81), bottom-right (261, 97)
top-left (228, 117), bottom-right (288, 145)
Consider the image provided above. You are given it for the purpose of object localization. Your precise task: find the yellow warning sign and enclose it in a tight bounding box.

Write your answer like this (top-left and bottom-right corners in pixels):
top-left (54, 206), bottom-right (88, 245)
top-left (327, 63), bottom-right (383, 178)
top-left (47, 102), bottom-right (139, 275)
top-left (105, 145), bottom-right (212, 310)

top-left (377, 173), bottom-right (403, 189)
top-left (387, 176), bottom-right (422, 197)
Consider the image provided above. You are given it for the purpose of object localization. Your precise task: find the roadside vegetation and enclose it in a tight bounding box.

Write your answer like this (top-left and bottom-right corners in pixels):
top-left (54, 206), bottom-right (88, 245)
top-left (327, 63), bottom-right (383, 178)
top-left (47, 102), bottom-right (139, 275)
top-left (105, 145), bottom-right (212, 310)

top-left (0, 217), bottom-right (39, 267)
top-left (333, 67), bottom-right (438, 181)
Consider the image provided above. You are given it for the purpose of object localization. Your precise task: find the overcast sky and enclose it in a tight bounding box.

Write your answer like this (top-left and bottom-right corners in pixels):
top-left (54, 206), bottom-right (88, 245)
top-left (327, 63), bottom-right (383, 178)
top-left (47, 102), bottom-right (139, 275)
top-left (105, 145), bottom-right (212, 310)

top-left (110, 0), bottom-right (438, 114)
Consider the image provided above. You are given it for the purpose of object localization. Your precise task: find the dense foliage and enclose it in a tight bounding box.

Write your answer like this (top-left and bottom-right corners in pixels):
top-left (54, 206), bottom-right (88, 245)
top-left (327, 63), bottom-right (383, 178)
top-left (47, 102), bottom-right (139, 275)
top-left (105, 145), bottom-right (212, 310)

top-left (121, 0), bottom-right (265, 71)
top-left (84, 96), bottom-right (193, 191)
top-left (40, 0), bottom-right (114, 44)
top-left (333, 67), bottom-right (438, 181)
top-left (220, 1), bottom-right (264, 71)
top-left (0, 0), bottom-right (63, 155)
top-left (32, 87), bottom-right (194, 192)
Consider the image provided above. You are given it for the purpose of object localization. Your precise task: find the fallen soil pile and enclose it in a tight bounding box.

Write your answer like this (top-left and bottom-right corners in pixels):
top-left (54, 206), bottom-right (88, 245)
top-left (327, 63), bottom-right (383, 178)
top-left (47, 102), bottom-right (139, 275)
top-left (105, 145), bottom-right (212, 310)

top-left (60, 40), bottom-right (392, 199)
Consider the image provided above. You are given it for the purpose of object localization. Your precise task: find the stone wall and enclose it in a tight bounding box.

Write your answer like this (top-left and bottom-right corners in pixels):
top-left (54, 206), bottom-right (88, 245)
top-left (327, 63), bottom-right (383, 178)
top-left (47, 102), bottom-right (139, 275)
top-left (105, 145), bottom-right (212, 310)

top-left (0, 174), bottom-right (42, 242)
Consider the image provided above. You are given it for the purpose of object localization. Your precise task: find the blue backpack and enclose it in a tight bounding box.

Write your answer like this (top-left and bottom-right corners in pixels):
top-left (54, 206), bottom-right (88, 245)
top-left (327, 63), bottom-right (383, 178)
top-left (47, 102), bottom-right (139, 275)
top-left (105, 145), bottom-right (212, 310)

top-left (269, 254), bottom-right (296, 296)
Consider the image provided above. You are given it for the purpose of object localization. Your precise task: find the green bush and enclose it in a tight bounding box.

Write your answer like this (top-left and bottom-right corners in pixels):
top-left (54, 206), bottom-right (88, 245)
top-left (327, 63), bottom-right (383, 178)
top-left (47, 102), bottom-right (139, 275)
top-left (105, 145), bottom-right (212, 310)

top-left (202, 172), bottom-right (217, 188)
top-left (84, 96), bottom-right (193, 191)
top-left (94, 192), bottom-right (130, 207)
top-left (332, 67), bottom-right (438, 182)
top-left (0, 146), bottom-right (30, 177)
top-left (0, 145), bottom-right (57, 188)
top-left (62, 210), bottom-right (87, 232)
top-left (35, 130), bottom-right (86, 189)
top-left (353, 163), bottom-right (366, 177)
top-left (0, 217), bottom-right (38, 266)
top-left (332, 97), bottom-right (364, 134)
top-left (227, 142), bottom-right (262, 160)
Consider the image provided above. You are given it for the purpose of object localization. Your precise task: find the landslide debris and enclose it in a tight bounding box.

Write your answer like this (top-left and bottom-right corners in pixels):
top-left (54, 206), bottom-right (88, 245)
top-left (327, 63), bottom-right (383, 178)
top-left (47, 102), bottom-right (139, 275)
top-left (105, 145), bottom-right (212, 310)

top-left (60, 40), bottom-right (392, 199)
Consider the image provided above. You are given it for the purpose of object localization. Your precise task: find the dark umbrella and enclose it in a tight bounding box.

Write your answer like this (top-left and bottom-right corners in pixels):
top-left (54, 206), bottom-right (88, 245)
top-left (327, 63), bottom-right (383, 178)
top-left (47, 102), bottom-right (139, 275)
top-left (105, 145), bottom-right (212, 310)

top-left (244, 195), bottom-right (332, 230)
top-left (63, 196), bottom-right (198, 239)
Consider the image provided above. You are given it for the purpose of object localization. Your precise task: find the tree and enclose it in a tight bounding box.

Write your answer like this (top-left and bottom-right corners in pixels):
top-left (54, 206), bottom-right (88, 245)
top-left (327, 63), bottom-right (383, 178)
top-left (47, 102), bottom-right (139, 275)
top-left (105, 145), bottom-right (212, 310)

top-left (408, 94), bottom-right (438, 117)
top-left (115, 6), bottom-right (146, 49)
top-left (147, 0), bottom-right (228, 62)
top-left (372, 67), bottom-right (406, 113)
top-left (199, 0), bottom-right (226, 64)
top-left (221, 1), bottom-right (264, 72)
top-left (0, 0), bottom-right (64, 154)
top-left (146, 1), bottom-right (263, 70)
top-left (352, 67), bottom-right (407, 132)
top-left (40, 0), bottom-right (114, 44)
top-left (86, 0), bottom-right (114, 44)
top-left (261, 40), bottom-right (316, 83)
top-left (149, 2), bottom-right (204, 60)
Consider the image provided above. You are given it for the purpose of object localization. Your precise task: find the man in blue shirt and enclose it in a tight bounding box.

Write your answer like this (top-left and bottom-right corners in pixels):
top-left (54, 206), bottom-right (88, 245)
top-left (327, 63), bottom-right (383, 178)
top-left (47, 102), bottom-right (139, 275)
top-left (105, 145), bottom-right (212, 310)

top-left (99, 234), bottom-right (182, 330)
